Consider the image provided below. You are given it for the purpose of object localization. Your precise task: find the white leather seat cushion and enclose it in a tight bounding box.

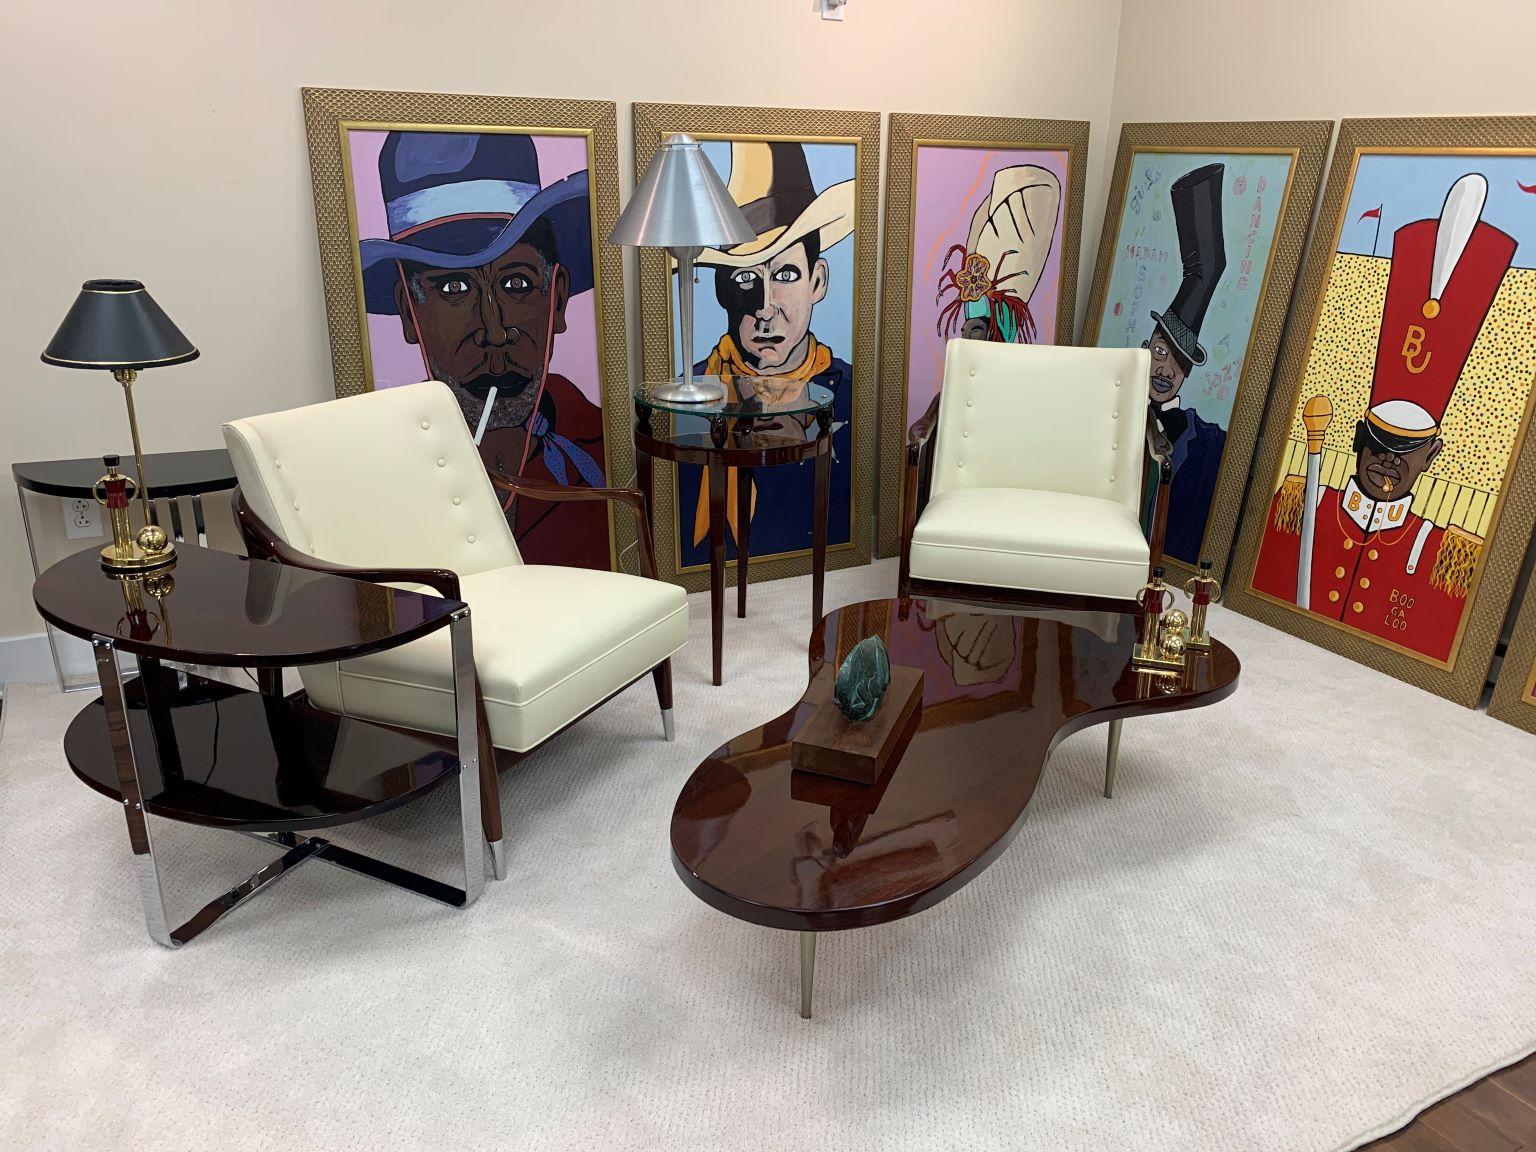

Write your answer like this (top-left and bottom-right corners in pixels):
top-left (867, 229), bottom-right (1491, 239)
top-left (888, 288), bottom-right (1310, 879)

top-left (909, 487), bottom-right (1150, 600)
top-left (299, 565), bottom-right (688, 753)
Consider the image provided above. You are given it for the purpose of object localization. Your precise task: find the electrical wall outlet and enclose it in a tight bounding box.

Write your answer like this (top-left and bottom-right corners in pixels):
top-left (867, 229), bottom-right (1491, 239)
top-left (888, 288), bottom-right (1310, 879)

top-left (63, 497), bottom-right (104, 540)
top-left (821, 0), bottom-right (845, 19)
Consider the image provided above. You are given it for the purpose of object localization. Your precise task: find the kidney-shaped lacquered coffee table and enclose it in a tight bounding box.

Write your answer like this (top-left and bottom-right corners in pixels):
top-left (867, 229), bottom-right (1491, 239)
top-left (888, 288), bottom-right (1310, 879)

top-left (670, 597), bottom-right (1239, 1018)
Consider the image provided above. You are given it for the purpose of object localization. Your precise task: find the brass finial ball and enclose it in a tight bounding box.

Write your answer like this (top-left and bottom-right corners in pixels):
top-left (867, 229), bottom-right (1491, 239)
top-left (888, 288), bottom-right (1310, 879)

top-left (136, 523), bottom-right (170, 555)
top-left (1160, 632), bottom-right (1187, 660)
top-left (1161, 608), bottom-right (1189, 634)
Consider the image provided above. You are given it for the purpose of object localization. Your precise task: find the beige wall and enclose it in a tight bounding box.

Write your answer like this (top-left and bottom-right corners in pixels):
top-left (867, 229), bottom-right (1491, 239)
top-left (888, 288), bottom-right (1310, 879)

top-left (1108, 0), bottom-right (1536, 135)
top-left (0, 0), bottom-right (1125, 650)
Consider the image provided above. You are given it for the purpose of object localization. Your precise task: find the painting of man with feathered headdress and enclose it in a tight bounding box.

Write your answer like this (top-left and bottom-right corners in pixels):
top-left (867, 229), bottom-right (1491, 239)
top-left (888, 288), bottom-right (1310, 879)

top-left (903, 148), bottom-right (1071, 437)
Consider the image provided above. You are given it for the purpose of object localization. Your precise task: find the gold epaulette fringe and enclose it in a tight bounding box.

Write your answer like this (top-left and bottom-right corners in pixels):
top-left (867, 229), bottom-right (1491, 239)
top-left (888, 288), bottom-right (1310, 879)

top-left (1273, 474), bottom-right (1306, 536)
top-left (1430, 525), bottom-right (1481, 598)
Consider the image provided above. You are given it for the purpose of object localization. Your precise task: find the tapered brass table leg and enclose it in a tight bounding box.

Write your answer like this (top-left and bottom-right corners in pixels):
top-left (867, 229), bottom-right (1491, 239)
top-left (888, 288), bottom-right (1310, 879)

top-left (1103, 718), bottom-right (1123, 799)
top-left (799, 931), bottom-right (817, 1019)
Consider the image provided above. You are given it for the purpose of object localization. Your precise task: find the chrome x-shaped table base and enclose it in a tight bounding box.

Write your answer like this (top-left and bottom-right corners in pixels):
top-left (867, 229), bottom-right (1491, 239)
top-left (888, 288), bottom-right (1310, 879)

top-left (94, 608), bottom-right (486, 949)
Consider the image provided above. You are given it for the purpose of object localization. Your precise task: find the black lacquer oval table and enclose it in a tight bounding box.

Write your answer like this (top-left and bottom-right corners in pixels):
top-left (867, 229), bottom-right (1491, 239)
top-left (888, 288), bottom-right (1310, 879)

top-left (34, 545), bottom-right (487, 948)
top-left (634, 378), bottom-right (835, 686)
top-left (670, 597), bottom-right (1240, 1017)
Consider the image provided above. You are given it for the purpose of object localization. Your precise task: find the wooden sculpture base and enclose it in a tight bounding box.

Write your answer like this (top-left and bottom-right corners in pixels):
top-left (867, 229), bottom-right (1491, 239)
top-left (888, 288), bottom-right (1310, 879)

top-left (791, 665), bottom-right (924, 785)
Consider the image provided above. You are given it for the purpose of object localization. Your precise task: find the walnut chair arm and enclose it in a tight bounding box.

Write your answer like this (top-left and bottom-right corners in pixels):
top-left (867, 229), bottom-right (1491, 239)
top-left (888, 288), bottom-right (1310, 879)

top-left (1143, 422), bottom-right (1174, 576)
top-left (232, 489), bottom-right (463, 601)
top-left (485, 469), bottom-right (659, 581)
top-left (898, 392), bottom-right (944, 596)
top-left (907, 391), bottom-right (943, 451)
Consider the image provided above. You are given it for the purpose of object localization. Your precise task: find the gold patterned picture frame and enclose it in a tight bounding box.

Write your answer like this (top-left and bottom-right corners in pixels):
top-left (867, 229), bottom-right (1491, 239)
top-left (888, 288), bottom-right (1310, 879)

top-left (1488, 569), bottom-right (1536, 733)
top-left (300, 87), bottom-right (634, 573)
top-left (1080, 120), bottom-right (1332, 587)
top-left (875, 112), bottom-right (1089, 559)
top-left (1226, 116), bottom-right (1536, 706)
top-left (633, 102), bottom-right (880, 591)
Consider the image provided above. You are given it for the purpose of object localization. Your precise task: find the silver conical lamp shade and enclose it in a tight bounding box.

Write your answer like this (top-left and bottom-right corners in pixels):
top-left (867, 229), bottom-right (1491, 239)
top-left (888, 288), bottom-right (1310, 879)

top-left (609, 133), bottom-right (754, 248)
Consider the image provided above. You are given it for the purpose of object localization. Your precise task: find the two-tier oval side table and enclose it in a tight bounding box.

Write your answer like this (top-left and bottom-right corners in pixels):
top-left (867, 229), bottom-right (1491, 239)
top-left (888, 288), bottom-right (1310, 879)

top-left (33, 544), bottom-right (487, 948)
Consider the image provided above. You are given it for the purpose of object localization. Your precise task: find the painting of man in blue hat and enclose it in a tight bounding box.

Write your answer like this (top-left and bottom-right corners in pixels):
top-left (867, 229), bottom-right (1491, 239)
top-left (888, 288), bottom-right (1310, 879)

top-left (354, 129), bottom-right (610, 569)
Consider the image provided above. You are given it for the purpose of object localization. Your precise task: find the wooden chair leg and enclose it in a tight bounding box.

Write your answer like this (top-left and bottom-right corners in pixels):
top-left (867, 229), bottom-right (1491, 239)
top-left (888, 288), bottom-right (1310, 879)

top-left (475, 694), bottom-right (506, 880)
top-left (653, 658), bottom-right (675, 742)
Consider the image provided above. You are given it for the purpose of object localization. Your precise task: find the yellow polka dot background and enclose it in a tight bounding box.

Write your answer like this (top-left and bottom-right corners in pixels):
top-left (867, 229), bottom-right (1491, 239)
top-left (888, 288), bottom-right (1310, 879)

top-left (1272, 253), bottom-right (1536, 537)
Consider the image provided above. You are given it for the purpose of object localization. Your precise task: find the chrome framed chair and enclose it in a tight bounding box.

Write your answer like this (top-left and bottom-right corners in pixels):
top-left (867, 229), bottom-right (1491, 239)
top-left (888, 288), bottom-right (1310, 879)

top-left (223, 380), bottom-right (689, 878)
top-left (898, 340), bottom-right (1171, 611)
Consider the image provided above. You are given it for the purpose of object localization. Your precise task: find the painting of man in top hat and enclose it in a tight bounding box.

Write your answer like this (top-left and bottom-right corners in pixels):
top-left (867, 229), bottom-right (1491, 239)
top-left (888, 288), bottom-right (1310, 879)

top-left (1247, 161), bottom-right (1536, 668)
top-left (342, 126), bottom-right (612, 570)
top-left (673, 139), bottom-right (858, 569)
top-left (1090, 150), bottom-right (1300, 569)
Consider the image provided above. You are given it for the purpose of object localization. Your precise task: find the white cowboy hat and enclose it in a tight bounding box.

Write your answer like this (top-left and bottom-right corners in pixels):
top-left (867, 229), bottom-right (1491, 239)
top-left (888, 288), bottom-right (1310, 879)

top-left (694, 140), bottom-right (855, 269)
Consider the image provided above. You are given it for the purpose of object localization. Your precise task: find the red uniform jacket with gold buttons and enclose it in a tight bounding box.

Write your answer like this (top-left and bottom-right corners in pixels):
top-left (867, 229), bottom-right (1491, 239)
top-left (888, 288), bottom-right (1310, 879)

top-left (1251, 476), bottom-right (1471, 663)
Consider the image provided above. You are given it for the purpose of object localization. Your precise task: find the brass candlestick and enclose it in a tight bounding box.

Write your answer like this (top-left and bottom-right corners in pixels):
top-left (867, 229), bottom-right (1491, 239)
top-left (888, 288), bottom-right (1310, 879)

top-left (1183, 558), bottom-right (1221, 650)
top-left (94, 454), bottom-right (173, 573)
top-left (1132, 566), bottom-right (1186, 674)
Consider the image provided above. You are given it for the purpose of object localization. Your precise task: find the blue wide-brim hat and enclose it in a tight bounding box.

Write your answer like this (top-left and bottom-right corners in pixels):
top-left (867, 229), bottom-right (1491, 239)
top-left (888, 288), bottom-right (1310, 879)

top-left (359, 131), bottom-right (593, 315)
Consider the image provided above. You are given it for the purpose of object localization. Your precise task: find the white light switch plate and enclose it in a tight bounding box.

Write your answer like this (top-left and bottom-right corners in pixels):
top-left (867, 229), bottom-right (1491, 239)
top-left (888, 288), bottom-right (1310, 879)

top-left (63, 497), bottom-right (104, 540)
top-left (821, 0), bottom-right (845, 19)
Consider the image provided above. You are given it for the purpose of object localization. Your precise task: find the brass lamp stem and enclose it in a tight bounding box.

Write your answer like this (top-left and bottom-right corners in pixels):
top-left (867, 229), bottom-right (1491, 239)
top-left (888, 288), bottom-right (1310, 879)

top-left (113, 368), bottom-right (157, 531)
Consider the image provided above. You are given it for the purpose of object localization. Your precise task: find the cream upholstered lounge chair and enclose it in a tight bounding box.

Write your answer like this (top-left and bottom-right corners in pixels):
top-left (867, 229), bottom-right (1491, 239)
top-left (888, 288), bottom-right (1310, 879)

top-left (223, 381), bottom-right (688, 880)
top-left (899, 341), bottom-right (1169, 609)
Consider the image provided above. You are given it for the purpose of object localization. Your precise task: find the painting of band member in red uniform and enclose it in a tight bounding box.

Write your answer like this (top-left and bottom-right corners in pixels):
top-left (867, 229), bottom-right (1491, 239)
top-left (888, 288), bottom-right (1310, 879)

top-left (351, 129), bottom-right (611, 570)
top-left (1249, 167), bottom-right (1534, 665)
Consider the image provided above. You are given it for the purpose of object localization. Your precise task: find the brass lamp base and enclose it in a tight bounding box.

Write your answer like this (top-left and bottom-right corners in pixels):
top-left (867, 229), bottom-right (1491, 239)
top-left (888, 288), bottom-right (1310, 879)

top-left (100, 542), bottom-right (177, 575)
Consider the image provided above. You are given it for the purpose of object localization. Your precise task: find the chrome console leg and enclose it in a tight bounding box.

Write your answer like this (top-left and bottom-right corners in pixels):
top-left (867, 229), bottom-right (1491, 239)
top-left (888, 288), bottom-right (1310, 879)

top-left (167, 498), bottom-right (186, 544)
top-left (191, 494), bottom-right (208, 547)
top-left (1104, 718), bottom-right (1123, 799)
top-left (449, 609), bottom-right (487, 903)
top-left (799, 931), bottom-right (817, 1020)
top-left (94, 639), bottom-right (176, 948)
top-left (20, 488), bottom-right (72, 694)
top-left (662, 709), bottom-right (676, 742)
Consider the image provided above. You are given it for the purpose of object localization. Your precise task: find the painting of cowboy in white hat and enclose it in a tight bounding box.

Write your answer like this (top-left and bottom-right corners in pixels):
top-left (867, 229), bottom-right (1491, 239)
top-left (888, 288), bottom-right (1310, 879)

top-left (674, 139), bottom-right (858, 569)
top-left (346, 127), bottom-right (612, 571)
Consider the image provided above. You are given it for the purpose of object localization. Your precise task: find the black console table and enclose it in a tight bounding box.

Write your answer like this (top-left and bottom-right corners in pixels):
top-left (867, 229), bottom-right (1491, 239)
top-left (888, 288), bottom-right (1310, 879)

top-left (32, 545), bottom-right (486, 948)
top-left (14, 448), bottom-right (237, 691)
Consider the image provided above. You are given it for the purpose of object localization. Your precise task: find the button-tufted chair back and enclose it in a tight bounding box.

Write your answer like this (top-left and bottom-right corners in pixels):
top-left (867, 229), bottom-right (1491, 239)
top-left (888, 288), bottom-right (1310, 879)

top-left (931, 341), bottom-right (1152, 518)
top-left (222, 380), bottom-right (522, 576)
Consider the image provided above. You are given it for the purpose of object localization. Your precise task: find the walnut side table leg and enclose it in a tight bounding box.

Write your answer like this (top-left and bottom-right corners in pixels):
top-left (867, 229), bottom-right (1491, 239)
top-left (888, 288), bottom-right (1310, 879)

top-left (707, 458), bottom-right (728, 686)
top-left (812, 435), bottom-right (831, 625)
top-left (736, 467), bottom-right (752, 619)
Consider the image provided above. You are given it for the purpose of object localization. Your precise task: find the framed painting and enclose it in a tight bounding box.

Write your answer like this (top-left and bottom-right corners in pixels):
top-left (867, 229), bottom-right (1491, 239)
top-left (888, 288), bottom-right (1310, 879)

top-left (633, 102), bottom-right (879, 591)
top-left (301, 87), bottom-right (631, 573)
top-left (1081, 121), bottom-right (1332, 585)
top-left (1227, 117), bottom-right (1536, 705)
top-left (875, 113), bottom-right (1089, 559)
top-left (1488, 572), bottom-right (1536, 733)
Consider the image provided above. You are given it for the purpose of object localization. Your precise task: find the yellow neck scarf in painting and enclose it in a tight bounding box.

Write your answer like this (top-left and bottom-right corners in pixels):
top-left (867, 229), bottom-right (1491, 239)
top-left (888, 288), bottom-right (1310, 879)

top-left (691, 334), bottom-right (832, 548)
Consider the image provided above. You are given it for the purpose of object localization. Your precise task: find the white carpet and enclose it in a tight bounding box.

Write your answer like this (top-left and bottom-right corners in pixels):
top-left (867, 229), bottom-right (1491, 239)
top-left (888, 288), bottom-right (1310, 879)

top-left (1, 559), bottom-right (1532, 1151)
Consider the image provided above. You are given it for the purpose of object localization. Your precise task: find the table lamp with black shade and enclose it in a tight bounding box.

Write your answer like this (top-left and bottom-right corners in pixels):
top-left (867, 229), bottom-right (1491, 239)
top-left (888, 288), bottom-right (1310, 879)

top-left (610, 133), bottom-right (754, 403)
top-left (42, 279), bottom-right (198, 571)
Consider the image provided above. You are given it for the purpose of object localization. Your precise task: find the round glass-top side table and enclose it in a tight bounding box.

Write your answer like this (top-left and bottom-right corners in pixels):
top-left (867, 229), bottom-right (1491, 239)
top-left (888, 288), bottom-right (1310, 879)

top-left (633, 377), bottom-right (836, 686)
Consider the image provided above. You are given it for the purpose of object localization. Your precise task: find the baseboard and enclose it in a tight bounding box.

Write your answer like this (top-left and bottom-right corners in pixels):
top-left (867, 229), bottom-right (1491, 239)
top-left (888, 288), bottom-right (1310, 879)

top-left (0, 629), bottom-right (126, 686)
